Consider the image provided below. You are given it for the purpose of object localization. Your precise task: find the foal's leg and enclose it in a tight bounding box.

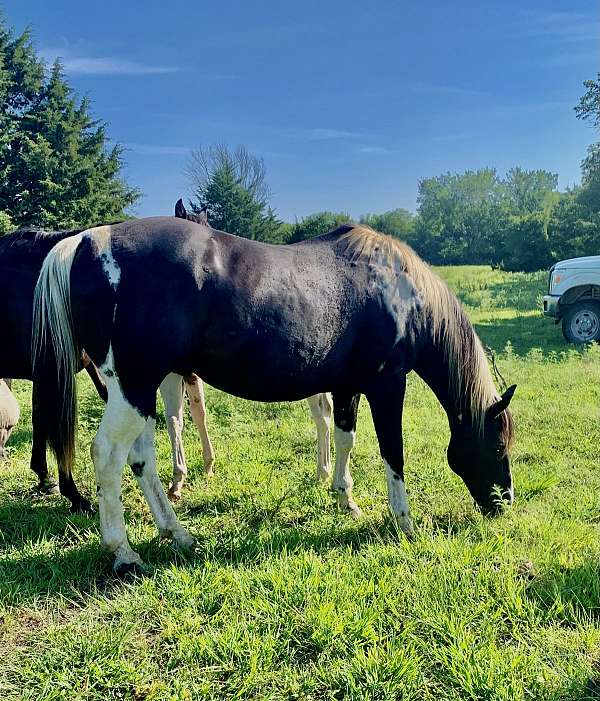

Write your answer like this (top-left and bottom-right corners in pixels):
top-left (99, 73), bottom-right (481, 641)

top-left (127, 417), bottom-right (196, 548)
top-left (306, 393), bottom-right (332, 481)
top-left (82, 352), bottom-right (108, 402)
top-left (159, 374), bottom-right (188, 501)
top-left (184, 374), bottom-right (215, 477)
top-left (366, 374), bottom-right (413, 537)
top-left (331, 392), bottom-right (362, 518)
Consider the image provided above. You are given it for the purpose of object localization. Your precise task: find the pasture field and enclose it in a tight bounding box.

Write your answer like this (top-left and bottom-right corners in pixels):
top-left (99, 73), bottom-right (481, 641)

top-left (2, 266), bottom-right (600, 700)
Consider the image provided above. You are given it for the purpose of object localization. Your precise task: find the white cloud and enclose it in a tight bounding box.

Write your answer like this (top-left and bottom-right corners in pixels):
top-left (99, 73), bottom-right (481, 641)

top-left (41, 49), bottom-right (180, 76)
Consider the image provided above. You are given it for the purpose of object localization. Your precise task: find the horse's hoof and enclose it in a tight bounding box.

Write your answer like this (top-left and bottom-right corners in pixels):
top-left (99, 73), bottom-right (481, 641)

top-left (204, 467), bottom-right (215, 478)
top-left (393, 515), bottom-right (415, 541)
top-left (168, 488), bottom-right (182, 503)
top-left (172, 529), bottom-right (197, 551)
top-left (38, 479), bottom-right (60, 495)
top-left (114, 560), bottom-right (145, 578)
top-left (70, 498), bottom-right (94, 516)
top-left (347, 502), bottom-right (363, 519)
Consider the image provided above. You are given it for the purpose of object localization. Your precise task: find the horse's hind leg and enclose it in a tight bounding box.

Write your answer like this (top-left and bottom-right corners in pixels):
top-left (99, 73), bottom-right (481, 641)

top-left (331, 392), bottom-right (362, 518)
top-left (365, 374), bottom-right (413, 538)
top-left (32, 385), bottom-right (94, 512)
top-left (91, 391), bottom-right (146, 573)
top-left (184, 374), bottom-right (215, 477)
top-left (160, 374), bottom-right (188, 501)
top-left (128, 417), bottom-right (196, 551)
top-left (307, 393), bottom-right (332, 481)
top-left (28, 386), bottom-right (59, 494)
top-left (127, 418), bottom-right (196, 548)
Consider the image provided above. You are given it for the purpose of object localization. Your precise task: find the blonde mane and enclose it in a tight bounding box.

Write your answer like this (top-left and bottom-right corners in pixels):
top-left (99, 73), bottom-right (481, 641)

top-left (337, 225), bottom-right (502, 436)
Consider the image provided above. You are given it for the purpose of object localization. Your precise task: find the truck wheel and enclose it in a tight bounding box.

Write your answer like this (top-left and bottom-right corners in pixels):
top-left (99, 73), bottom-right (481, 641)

top-left (562, 301), bottom-right (600, 343)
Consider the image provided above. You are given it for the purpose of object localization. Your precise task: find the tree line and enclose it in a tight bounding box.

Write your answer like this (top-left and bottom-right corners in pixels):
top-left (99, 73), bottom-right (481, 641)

top-left (0, 15), bottom-right (598, 273)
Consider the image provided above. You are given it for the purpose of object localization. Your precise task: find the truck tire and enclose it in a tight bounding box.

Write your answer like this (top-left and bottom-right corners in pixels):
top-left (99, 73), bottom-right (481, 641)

top-left (562, 300), bottom-right (600, 343)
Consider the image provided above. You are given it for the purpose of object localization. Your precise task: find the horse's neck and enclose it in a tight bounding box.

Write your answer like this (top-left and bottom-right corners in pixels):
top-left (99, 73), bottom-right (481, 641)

top-left (413, 334), bottom-right (461, 429)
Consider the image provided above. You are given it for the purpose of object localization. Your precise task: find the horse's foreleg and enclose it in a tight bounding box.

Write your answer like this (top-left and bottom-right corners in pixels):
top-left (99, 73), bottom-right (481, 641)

top-left (127, 417), bottom-right (196, 549)
top-left (366, 374), bottom-right (413, 538)
top-left (160, 374), bottom-right (188, 501)
top-left (331, 392), bottom-right (362, 518)
top-left (307, 393), bottom-right (332, 481)
top-left (184, 374), bottom-right (215, 477)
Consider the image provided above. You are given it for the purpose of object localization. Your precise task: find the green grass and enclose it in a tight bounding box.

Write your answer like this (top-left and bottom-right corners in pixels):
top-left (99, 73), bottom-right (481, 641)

top-left (2, 265), bottom-right (600, 700)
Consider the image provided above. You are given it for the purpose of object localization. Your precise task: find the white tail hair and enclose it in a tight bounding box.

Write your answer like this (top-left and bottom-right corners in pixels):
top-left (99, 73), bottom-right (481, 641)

top-left (32, 233), bottom-right (85, 436)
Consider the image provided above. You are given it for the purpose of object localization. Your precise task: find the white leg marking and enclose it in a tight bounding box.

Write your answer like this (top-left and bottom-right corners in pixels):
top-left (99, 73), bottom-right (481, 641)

top-left (385, 461), bottom-right (413, 537)
top-left (92, 350), bottom-right (145, 571)
top-left (333, 427), bottom-right (361, 518)
top-left (160, 374), bottom-right (188, 500)
top-left (307, 393), bottom-right (332, 481)
top-left (184, 374), bottom-right (215, 476)
top-left (127, 418), bottom-right (196, 549)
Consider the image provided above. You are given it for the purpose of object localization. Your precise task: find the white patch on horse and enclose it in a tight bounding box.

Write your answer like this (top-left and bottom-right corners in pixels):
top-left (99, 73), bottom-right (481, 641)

top-left (94, 347), bottom-right (195, 571)
top-left (92, 346), bottom-right (146, 570)
top-left (385, 461), bottom-right (413, 537)
top-left (88, 225), bottom-right (120, 289)
top-left (333, 427), bottom-right (361, 517)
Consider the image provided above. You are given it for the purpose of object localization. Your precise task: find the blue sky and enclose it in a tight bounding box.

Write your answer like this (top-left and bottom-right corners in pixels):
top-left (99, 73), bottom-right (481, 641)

top-left (4, 0), bottom-right (600, 220)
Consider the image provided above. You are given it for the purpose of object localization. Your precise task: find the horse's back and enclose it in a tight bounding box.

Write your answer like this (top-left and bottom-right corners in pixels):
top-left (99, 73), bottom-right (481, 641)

top-left (72, 218), bottom-right (401, 400)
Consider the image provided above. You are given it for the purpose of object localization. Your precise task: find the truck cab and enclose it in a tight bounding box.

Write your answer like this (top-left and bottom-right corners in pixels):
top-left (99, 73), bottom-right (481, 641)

top-left (543, 255), bottom-right (600, 343)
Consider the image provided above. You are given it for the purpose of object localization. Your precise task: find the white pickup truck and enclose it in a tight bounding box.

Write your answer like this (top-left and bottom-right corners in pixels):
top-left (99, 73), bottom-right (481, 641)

top-left (543, 256), bottom-right (600, 343)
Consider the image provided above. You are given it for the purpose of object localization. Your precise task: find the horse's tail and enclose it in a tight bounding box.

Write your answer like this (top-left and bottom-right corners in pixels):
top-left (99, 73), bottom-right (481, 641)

top-left (32, 233), bottom-right (85, 480)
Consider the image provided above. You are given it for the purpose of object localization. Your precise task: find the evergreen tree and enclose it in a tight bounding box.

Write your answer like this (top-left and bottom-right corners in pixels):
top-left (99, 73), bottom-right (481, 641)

top-left (0, 17), bottom-right (139, 230)
top-left (187, 144), bottom-right (283, 241)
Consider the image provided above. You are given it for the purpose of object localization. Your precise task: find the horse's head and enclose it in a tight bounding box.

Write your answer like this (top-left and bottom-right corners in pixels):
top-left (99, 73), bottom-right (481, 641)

top-left (174, 198), bottom-right (208, 225)
top-left (446, 384), bottom-right (516, 515)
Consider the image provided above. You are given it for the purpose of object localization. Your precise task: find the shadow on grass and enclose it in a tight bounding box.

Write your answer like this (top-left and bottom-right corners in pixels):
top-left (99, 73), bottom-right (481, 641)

top-left (0, 492), bottom-right (407, 606)
top-left (475, 313), bottom-right (568, 356)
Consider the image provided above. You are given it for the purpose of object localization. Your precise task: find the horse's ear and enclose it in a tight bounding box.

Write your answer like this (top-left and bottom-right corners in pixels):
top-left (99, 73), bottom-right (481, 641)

top-left (197, 205), bottom-right (208, 225)
top-left (175, 198), bottom-right (187, 219)
top-left (487, 384), bottom-right (516, 420)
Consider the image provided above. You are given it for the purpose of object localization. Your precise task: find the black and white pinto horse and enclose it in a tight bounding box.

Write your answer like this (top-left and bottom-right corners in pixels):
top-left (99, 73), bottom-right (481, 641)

top-left (33, 217), bottom-right (515, 574)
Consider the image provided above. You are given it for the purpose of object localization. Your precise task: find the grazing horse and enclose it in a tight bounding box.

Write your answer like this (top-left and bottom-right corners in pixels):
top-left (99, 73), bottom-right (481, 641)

top-left (32, 218), bottom-right (515, 574)
top-left (0, 379), bottom-right (19, 457)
